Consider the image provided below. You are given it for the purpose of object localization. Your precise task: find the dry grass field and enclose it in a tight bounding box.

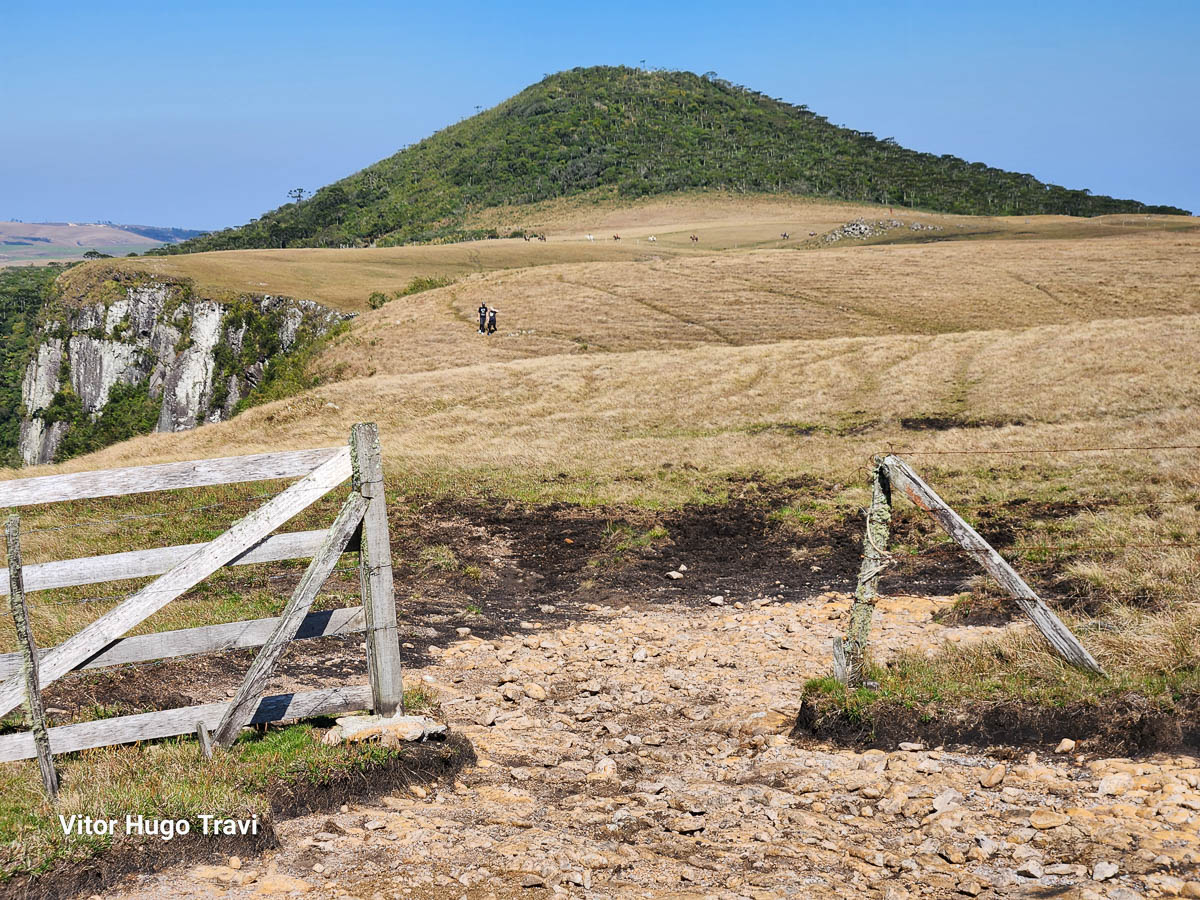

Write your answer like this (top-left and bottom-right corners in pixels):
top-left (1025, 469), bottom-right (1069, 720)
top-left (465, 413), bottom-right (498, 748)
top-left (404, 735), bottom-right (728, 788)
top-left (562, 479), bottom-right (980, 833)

top-left (3, 198), bottom-right (1199, 886)
top-left (6, 196), bottom-right (1200, 699)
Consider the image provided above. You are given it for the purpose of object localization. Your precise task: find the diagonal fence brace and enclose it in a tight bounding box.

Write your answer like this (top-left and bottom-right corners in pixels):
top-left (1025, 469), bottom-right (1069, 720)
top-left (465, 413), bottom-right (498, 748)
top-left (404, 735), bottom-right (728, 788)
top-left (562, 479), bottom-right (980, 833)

top-left (212, 491), bottom-right (369, 748)
top-left (882, 454), bottom-right (1105, 675)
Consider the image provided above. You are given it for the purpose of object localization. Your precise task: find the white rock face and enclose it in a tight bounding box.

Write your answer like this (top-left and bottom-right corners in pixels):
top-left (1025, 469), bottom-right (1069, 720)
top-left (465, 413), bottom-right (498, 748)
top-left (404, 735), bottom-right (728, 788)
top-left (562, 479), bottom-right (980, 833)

top-left (157, 301), bottom-right (223, 432)
top-left (67, 335), bottom-right (144, 413)
top-left (18, 418), bottom-right (69, 466)
top-left (17, 277), bottom-right (347, 465)
top-left (20, 339), bottom-right (63, 414)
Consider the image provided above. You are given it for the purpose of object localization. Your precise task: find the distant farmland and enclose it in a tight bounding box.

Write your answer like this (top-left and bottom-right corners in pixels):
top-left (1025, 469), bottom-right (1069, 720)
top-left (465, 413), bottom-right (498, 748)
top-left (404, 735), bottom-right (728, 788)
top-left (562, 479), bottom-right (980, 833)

top-left (0, 221), bottom-right (204, 264)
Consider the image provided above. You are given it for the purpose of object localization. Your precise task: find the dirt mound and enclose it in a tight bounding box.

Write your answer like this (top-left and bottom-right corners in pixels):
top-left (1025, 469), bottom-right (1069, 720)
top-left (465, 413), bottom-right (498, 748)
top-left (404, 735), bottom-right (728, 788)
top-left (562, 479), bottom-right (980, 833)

top-left (793, 692), bottom-right (1200, 758)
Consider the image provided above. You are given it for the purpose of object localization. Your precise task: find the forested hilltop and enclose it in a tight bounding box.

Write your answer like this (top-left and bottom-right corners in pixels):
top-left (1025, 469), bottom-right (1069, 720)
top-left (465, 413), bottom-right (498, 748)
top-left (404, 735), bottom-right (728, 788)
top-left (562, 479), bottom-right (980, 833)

top-left (168, 66), bottom-right (1188, 252)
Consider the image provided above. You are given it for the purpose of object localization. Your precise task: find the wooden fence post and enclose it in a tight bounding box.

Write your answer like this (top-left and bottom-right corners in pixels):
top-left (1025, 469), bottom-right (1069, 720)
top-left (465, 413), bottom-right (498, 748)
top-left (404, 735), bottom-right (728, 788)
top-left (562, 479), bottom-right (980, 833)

top-left (4, 516), bottom-right (59, 802)
top-left (196, 722), bottom-right (214, 760)
top-left (844, 457), bottom-right (892, 685)
top-left (882, 455), bottom-right (1105, 676)
top-left (350, 424), bottom-right (404, 716)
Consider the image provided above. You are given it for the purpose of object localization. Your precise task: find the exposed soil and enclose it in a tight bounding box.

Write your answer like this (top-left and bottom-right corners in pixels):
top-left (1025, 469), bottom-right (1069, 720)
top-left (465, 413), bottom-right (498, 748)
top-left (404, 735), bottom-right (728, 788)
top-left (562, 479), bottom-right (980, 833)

top-left (40, 489), bottom-right (869, 720)
top-left (793, 692), bottom-right (1200, 758)
top-left (35, 491), bottom-right (1096, 721)
top-left (99, 593), bottom-right (1200, 900)
top-left (899, 415), bottom-right (1025, 431)
top-left (2, 825), bottom-right (276, 900)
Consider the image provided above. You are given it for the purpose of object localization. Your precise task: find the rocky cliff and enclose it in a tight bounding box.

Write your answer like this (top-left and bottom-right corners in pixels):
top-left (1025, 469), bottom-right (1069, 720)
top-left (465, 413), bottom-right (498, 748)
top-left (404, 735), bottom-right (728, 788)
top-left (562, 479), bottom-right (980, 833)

top-left (18, 268), bottom-right (348, 465)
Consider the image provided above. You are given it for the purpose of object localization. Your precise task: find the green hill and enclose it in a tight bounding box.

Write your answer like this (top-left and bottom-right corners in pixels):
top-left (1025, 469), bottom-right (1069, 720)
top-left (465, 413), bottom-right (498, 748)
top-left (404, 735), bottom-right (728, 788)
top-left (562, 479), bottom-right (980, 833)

top-left (167, 66), bottom-right (1189, 252)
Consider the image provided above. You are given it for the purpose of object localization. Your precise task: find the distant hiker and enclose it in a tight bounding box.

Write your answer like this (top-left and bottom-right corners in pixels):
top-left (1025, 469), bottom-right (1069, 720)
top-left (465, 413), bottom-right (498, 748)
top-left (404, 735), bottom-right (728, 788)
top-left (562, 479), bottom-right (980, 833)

top-left (648, 235), bottom-right (657, 242)
top-left (780, 232), bottom-right (789, 240)
top-left (612, 234), bottom-right (621, 241)
top-left (486, 307), bottom-right (498, 335)
top-left (537, 233), bottom-right (547, 242)
top-left (478, 303), bottom-right (488, 333)
top-left (587, 233), bottom-right (594, 242)
top-left (689, 234), bottom-right (699, 243)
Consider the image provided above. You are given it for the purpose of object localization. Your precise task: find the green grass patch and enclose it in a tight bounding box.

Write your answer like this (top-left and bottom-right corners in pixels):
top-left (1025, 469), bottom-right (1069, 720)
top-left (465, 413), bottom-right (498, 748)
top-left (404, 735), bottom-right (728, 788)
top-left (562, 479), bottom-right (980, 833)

top-left (589, 521), bottom-right (670, 568)
top-left (0, 724), bottom-right (404, 882)
top-left (805, 639), bottom-right (1200, 714)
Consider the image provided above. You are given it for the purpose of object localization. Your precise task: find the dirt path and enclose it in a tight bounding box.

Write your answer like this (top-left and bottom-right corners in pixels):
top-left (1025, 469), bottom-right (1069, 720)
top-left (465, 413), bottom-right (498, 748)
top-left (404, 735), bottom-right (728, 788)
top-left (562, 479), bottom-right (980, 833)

top-left (101, 590), bottom-right (1198, 900)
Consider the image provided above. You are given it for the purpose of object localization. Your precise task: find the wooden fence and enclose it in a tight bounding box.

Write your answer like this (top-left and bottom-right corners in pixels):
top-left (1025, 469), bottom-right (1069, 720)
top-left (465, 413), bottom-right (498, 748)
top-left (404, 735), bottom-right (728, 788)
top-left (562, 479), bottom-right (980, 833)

top-left (837, 453), bottom-right (1104, 685)
top-left (0, 423), bottom-right (402, 796)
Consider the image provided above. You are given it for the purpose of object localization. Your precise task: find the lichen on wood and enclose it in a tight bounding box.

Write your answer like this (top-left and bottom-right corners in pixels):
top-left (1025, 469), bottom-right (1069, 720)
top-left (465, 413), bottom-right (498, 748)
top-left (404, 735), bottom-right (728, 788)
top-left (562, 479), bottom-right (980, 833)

top-left (844, 457), bottom-right (892, 685)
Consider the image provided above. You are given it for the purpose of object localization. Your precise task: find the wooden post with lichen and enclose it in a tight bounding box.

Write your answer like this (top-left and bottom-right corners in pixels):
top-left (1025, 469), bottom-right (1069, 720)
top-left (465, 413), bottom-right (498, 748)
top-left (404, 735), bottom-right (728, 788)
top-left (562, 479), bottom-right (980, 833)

top-left (4, 516), bottom-right (59, 801)
top-left (843, 457), bottom-right (892, 685)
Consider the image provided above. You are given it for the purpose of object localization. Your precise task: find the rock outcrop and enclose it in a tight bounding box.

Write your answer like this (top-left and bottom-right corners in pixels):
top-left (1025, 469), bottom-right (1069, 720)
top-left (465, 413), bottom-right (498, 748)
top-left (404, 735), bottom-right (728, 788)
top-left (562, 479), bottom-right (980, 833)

top-left (18, 270), bottom-right (348, 465)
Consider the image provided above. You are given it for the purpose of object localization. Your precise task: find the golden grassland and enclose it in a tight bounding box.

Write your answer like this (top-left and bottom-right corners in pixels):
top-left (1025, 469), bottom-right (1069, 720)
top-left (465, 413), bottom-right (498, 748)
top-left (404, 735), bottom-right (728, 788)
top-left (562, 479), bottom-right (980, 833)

top-left (67, 190), bottom-right (1199, 314)
top-left (307, 229), bottom-right (1200, 381)
top-left (4, 203), bottom-right (1200, 708)
top-left (1, 205), bottom-right (1198, 879)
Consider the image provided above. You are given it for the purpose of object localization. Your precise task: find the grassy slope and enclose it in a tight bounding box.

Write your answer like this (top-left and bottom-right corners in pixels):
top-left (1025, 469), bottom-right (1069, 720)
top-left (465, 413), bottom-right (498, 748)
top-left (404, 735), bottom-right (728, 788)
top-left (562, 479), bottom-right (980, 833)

top-left (2, 211), bottom-right (1198, 871)
top-left (84, 194), bottom-right (895, 311)
top-left (168, 67), bottom-right (1189, 254)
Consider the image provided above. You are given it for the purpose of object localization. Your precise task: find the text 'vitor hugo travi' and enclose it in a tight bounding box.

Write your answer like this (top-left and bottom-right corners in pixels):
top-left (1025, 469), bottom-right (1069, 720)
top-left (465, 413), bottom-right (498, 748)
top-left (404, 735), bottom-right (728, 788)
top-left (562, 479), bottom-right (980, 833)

top-left (59, 814), bottom-right (260, 840)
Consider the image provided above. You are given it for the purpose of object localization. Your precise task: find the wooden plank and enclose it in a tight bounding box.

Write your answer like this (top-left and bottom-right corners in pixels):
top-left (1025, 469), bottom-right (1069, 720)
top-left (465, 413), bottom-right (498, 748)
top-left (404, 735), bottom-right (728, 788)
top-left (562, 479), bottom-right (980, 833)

top-left (882, 455), bottom-right (1105, 675)
top-left (0, 447), bottom-right (342, 509)
top-left (0, 607), bottom-right (368, 680)
top-left (0, 529), bottom-right (354, 597)
top-left (845, 458), bottom-right (892, 685)
top-left (831, 637), bottom-right (848, 685)
top-left (5, 517), bottom-right (58, 799)
top-left (0, 684), bottom-right (372, 762)
top-left (0, 448), bottom-right (353, 719)
top-left (351, 424), bottom-right (403, 716)
top-left (196, 721), bottom-right (213, 760)
top-left (213, 492), bottom-right (368, 747)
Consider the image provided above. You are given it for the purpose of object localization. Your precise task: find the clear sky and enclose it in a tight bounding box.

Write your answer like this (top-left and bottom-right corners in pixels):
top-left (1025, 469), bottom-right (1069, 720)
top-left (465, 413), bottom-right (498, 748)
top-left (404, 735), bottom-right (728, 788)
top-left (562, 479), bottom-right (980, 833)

top-left (2, 0), bottom-right (1196, 229)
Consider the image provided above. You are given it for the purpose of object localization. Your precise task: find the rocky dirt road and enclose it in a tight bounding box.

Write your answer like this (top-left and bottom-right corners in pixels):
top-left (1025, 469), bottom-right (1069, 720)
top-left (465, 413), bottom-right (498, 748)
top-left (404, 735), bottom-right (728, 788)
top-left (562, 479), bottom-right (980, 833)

top-left (105, 591), bottom-right (1198, 900)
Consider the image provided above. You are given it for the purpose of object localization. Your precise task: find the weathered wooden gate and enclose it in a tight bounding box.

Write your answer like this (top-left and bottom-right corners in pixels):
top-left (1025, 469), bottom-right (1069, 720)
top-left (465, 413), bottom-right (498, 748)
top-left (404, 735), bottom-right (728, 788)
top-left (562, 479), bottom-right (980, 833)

top-left (0, 423), bottom-right (403, 776)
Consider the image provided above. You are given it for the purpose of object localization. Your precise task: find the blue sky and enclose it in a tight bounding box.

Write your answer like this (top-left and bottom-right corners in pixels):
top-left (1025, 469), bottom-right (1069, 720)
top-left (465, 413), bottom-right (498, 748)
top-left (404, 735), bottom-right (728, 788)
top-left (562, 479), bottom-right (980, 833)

top-left (1, 0), bottom-right (1196, 229)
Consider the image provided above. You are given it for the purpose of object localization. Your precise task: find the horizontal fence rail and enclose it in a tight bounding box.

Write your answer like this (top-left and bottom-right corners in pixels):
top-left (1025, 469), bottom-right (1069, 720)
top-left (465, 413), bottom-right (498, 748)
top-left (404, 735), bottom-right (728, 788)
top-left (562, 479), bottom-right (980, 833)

top-left (0, 685), bottom-right (373, 762)
top-left (0, 607), bottom-right (369, 680)
top-left (0, 529), bottom-right (353, 597)
top-left (0, 447), bottom-right (343, 509)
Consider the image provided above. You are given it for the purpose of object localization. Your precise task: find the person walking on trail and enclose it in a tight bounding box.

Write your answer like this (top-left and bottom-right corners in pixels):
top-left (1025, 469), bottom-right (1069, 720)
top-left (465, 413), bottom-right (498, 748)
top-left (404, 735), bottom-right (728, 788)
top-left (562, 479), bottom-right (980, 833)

top-left (477, 303), bottom-right (488, 334)
top-left (486, 307), bottom-right (498, 335)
